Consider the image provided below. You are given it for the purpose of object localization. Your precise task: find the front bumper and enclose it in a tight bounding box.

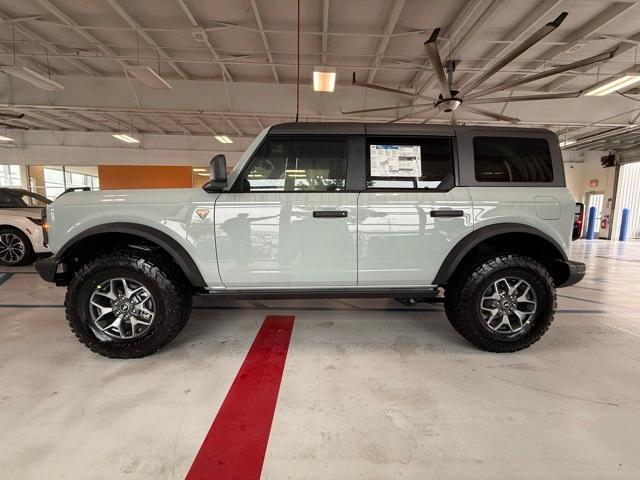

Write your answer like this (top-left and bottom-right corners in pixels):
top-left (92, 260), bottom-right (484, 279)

top-left (34, 256), bottom-right (68, 285)
top-left (554, 260), bottom-right (586, 288)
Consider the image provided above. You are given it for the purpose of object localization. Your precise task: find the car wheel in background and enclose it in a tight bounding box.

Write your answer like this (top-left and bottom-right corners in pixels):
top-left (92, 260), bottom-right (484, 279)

top-left (0, 228), bottom-right (35, 266)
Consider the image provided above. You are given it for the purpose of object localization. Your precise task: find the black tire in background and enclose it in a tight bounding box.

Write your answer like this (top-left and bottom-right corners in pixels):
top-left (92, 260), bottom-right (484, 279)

top-left (65, 251), bottom-right (192, 359)
top-left (0, 227), bottom-right (35, 266)
top-left (445, 254), bottom-right (556, 353)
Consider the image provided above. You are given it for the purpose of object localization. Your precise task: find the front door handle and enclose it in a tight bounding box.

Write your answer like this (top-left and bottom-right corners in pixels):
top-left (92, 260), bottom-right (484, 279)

top-left (313, 210), bottom-right (348, 218)
top-left (430, 209), bottom-right (464, 218)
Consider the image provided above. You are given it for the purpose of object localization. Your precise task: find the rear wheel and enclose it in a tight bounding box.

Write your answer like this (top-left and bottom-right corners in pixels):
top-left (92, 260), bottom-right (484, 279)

top-left (445, 254), bottom-right (556, 352)
top-left (65, 251), bottom-right (192, 358)
top-left (0, 228), bottom-right (34, 266)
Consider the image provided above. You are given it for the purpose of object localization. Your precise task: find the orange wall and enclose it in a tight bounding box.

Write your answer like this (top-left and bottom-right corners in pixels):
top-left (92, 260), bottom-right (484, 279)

top-left (98, 165), bottom-right (193, 190)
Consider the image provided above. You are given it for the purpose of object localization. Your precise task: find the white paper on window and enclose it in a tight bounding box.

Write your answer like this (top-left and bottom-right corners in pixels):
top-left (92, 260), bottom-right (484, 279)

top-left (370, 145), bottom-right (421, 177)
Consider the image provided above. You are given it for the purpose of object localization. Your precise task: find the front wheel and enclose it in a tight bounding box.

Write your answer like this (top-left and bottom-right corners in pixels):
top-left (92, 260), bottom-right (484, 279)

top-left (445, 254), bottom-right (556, 352)
top-left (65, 251), bottom-right (192, 358)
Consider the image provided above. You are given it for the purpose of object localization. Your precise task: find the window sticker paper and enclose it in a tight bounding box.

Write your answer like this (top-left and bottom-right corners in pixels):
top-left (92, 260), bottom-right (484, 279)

top-left (370, 145), bottom-right (422, 177)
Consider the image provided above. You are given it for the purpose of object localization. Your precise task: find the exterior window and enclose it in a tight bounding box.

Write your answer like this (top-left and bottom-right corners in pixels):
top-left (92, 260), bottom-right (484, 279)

top-left (474, 137), bottom-right (553, 182)
top-left (0, 165), bottom-right (21, 187)
top-left (239, 137), bottom-right (348, 192)
top-left (366, 137), bottom-right (453, 190)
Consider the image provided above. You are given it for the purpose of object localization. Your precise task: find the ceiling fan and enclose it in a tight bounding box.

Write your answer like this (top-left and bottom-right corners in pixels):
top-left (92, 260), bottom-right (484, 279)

top-left (343, 12), bottom-right (616, 125)
top-left (0, 112), bottom-right (29, 130)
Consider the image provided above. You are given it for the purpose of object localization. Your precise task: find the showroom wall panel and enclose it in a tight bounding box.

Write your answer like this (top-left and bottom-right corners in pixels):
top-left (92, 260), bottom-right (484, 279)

top-left (97, 165), bottom-right (193, 189)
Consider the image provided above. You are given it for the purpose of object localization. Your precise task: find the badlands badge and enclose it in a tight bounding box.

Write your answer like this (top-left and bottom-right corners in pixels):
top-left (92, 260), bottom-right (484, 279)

top-left (196, 208), bottom-right (210, 220)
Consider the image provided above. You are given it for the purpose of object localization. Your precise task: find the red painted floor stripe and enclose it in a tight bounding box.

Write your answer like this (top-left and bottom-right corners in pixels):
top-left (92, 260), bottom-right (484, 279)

top-left (186, 315), bottom-right (295, 480)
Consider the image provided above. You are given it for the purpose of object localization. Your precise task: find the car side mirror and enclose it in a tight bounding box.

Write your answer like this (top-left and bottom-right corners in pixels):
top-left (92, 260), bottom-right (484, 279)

top-left (203, 154), bottom-right (228, 192)
top-left (210, 154), bottom-right (227, 183)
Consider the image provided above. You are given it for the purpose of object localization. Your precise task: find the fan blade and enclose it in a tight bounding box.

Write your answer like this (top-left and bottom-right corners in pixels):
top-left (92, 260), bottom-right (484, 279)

top-left (352, 73), bottom-right (434, 102)
top-left (421, 109), bottom-right (441, 124)
top-left (465, 90), bottom-right (582, 104)
top-left (0, 112), bottom-right (24, 119)
top-left (448, 111), bottom-right (457, 126)
top-left (424, 28), bottom-right (452, 99)
top-left (0, 121), bottom-right (28, 130)
top-left (464, 106), bottom-right (520, 123)
top-left (466, 50), bottom-right (616, 100)
top-left (340, 103), bottom-right (432, 115)
top-left (459, 12), bottom-right (568, 95)
top-left (388, 106), bottom-right (436, 124)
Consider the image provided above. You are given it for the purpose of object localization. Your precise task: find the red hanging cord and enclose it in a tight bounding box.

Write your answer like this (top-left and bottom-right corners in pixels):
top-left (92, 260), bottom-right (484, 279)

top-left (295, 0), bottom-right (300, 122)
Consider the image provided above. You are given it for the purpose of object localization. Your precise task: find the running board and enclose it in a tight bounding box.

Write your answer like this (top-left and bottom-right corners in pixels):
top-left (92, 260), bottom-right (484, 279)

top-left (200, 287), bottom-right (441, 301)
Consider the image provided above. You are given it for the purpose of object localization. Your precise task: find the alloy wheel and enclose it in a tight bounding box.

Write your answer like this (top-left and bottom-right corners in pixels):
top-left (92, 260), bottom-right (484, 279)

top-left (479, 276), bottom-right (537, 336)
top-left (89, 277), bottom-right (156, 341)
top-left (0, 233), bottom-right (26, 265)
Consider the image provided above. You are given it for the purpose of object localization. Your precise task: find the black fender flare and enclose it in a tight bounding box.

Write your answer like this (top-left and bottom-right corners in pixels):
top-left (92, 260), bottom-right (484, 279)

top-left (432, 223), bottom-right (568, 285)
top-left (55, 222), bottom-right (206, 288)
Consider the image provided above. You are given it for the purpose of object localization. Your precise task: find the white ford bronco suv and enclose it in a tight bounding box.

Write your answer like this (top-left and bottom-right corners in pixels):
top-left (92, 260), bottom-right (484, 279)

top-left (35, 122), bottom-right (585, 358)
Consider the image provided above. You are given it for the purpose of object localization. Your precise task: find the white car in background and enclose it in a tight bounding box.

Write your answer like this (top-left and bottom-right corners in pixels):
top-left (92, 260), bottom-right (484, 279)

top-left (0, 188), bottom-right (50, 266)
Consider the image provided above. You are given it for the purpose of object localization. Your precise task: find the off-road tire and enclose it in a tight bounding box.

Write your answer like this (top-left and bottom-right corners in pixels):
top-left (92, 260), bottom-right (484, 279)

top-left (65, 251), bottom-right (192, 359)
top-left (445, 254), bottom-right (556, 352)
top-left (0, 227), bottom-right (35, 266)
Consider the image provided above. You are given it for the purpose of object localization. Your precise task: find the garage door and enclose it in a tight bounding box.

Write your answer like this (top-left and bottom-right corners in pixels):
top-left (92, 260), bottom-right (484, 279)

top-left (613, 162), bottom-right (640, 240)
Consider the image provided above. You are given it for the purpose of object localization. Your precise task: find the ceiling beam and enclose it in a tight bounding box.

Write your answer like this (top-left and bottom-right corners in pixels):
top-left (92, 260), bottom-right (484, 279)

top-left (175, 0), bottom-right (233, 81)
top-left (501, 2), bottom-right (635, 89)
top-left (37, 0), bottom-right (128, 70)
top-left (0, 9), bottom-right (98, 77)
top-left (408, 0), bottom-right (487, 92)
top-left (249, 0), bottom-right (279, 83)
top-left (26, 110), bottom-right (87, 130)
top-left (541, 30), bottom-right (640, 92)
top-left (69, 112), bottom-right (112, 130)
top-left (194, 117), bottom-right (219, 136)
top-left (366, 0), bottom-right (405, 83)
top-left (455, 0), bottom-right (561, 91)
top-left (105, 0), bottom-right (189, 79)
top-left (226, 118), bottom-right (243, 137)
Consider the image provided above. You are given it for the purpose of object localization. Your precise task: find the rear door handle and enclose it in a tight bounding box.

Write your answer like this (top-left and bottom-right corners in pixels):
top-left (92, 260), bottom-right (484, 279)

top-left (430, 209), bottom-right (464, 218)
top-left (313, 210), bottom-right (348, 218)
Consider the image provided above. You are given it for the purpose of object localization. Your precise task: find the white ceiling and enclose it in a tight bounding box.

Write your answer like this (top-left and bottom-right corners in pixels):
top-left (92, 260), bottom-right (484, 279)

top-left (0, 0), bottom-right (639, 155)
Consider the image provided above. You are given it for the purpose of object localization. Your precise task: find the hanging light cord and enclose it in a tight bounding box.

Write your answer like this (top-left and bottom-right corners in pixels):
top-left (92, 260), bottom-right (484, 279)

top-left (295, 0), bottom-right (300, 122)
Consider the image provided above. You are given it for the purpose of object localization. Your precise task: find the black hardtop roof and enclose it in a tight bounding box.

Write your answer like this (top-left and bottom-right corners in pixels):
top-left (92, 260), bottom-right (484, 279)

top-left (269, 122), bottom-right (554, 136)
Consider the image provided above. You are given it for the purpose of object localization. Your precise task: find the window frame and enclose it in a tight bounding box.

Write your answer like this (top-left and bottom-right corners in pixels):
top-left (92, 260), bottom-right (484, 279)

top-left (230, 134), bottom-right (357, 193)
top-left (456, 128), bottom-right (565, 188)
top-left (363, 135), bottom-right (456, 192)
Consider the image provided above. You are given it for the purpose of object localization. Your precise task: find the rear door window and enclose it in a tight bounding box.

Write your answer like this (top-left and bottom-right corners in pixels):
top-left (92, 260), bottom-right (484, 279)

top-left (473, 137), bottom-right (553, 182)
top-left (365, 136), bottom-right (454, 190)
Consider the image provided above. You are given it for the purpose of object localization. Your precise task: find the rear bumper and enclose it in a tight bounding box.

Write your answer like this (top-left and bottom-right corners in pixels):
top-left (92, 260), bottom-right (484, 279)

top-left (554, 260), bottom-right (586, 288)
top-left (34, 256), bottom-right (68, 285)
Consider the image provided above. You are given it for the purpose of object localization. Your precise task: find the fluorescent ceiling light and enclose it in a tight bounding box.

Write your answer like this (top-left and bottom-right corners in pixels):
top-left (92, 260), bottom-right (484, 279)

top-left (1, 66), bottom-right (64, 91)
top-left (584, 74), bottom-right (640, 96)
top-left (214, 135), bottom-right (233, 144)
top-left (125, 66), bottom-right (171, 89)
top-left (559, 140), bottom-right (576, 148)
top-left (192, 168), bottom-right (208, 172)
top-left (0, 134), bottom-right (14, 142)
top-left (313, 66), bottom-right (336, 92)
top-left (197, 173), bottom-right (209, 177)
top-left (112, 133), bottom-right (140, 143)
